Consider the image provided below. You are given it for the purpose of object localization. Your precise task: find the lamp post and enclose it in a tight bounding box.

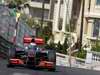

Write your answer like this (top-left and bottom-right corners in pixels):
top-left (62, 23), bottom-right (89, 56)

top-left (79, 0), bottom-right (85, 51)
top-left (40, 0), bottom-right (45, 37)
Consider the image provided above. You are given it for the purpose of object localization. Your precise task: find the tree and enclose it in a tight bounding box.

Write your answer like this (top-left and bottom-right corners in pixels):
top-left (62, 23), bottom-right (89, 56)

top-left (56, 41), bottom-right (63, 53)
top-left (26, 17), bottom-right (36, 28)
top-left (92, 39), bottom-right (100, 52)
top-left (45, 43), bottom-right (56, 50)
top-left (42, 25), bottom-right (52, 43)
top-left (20, 13), bottom-right (40, 28)
top-left (62, 37), bottom-right (69, 54)
top-left (76, 48), bottom-right (86, 59)
top-left (6, 0), bottom-right (28, 6)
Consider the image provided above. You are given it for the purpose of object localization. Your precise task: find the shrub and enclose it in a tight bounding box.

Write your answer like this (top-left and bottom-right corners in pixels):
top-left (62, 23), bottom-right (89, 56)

top-left (62, 37), bottom-right (69, 54)
top-left (56, 41), bottom-right (63, 53)
top-left (45, 43), bottom-right (56, 50)
top-left (76, 49), bottom-right (86, 59)
top-left (92, 40), bottom-right (100, 52)
top-left (56, 40), bottom-right (68, 54)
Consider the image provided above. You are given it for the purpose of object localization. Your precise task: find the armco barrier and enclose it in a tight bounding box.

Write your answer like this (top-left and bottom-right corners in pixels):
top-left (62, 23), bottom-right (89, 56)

top-left (56, 53), bottom-right (85, 67)
top-left (56, 53), bottom-right (69, 66)
top-left (56, 52), bottom-right (100, 71)
top-left (0, 35), bottom-right (13, 59)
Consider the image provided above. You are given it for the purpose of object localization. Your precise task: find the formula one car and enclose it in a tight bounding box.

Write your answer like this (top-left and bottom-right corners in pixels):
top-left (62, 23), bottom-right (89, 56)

top-left (7, 46), bottom-right (56, 71)
top-left (7, 36), bottom-right (56, 71)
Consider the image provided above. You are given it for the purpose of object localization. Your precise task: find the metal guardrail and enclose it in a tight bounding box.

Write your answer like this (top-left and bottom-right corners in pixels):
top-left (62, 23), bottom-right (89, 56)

top-left (0, 35), bottom-right (14, 59)
top-left (56, 51), bottom-right (100, 63)
top-left (56, 52), bottom-right (86, 66)
top-left (56, 52), bottom-right (85, 61)
top-left (56, 52), bottom-right (100, 71)
top-left (91, 51), bottom-right (100, 62)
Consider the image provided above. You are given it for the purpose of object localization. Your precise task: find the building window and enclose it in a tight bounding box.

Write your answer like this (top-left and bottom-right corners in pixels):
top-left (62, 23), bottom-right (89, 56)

top-left (58, 18), bottom-right (63, 30)
top-left (30, 8), bottom-right (49, 19)
top-left (55, 0), bottom-right (63, 4)
top-left (45, 0), bottom-right (50, 3)
top-left (96, 0), bottom-right (100, 5)
top-left (93, 19), bottom-right (100, 37)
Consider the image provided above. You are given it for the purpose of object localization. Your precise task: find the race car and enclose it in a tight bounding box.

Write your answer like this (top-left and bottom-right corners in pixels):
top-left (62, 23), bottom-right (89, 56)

top-left (7, 47), bottom-right (27, 67)
top-left (7, 38), bottom-right (56, 71)
top-left (7, 36), bottom-right (56, 71)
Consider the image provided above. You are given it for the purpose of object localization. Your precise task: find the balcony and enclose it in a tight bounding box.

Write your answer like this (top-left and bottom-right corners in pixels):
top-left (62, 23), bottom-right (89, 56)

top-left (85, 12), bottom-right (100, 19)
top-left (28, 1), bottom-right (50, 9)
top-left (31, 0), bottom-right (50, 4)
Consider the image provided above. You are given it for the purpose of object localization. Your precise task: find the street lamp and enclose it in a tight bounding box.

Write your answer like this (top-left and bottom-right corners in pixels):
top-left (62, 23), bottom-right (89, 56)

top-left (40, 0), bottom-right (45, 37)
top-left (79, 0), bottom-right (85, 51)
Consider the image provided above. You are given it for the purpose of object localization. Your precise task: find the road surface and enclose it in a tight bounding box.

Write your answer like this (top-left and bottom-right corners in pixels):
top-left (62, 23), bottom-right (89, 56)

top-left (0, 59), bottom-right (100, 75)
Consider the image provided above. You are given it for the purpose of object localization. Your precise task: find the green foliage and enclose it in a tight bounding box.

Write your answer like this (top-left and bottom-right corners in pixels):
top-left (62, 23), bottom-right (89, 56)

top-left (56, 41), bottom-right (64, 54)
top-left (54, 37), bottom-right (69, 54)
top-left (42, 25), bottom-right (52, 43)
top-left (20, 14), bottom-right (40, 28)
top-left (76, 49), bottom-right (86, 59)
top-left (26, 17), bottom-right (36, 28)
top-left (62, 37), bottom-right (69, 54)
top-left (92, 40), bottom-right (100, 52)
top-left (20, 13), bottom-right (27, 21)
top-left (7, 0), bottom-right (28, 6)
top-left (36, 21), bottom-right (53, 43)
top-left (45, 43), bottom-right (56, 50)
top-left (15, 0), bottom-right (28, 5)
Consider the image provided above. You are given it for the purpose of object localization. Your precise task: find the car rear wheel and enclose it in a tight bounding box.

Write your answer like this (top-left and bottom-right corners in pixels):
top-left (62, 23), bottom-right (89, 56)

top-left (48, 67), bottom-right (56, 71)
top-left (7, 64), bottom-right (15, 68)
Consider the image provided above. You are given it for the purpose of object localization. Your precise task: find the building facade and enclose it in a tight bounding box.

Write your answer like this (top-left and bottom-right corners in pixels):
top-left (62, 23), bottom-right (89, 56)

top-left (27, 0), bottom-right (73, 44)
top-left (53, 0), bottom-right (73, 44)
top-left (70, 0), bottom-right (100, 45)
top-left (84, 0), bottom-right (100, 40)
top-left (27, 0), bottom-right (51, 20)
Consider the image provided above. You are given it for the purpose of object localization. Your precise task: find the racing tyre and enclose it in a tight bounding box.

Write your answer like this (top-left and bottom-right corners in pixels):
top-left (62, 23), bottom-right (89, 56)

top-left (48, 68), bottom-right (56, 72)
top-left (7, 64), bottom-right (15, 68)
